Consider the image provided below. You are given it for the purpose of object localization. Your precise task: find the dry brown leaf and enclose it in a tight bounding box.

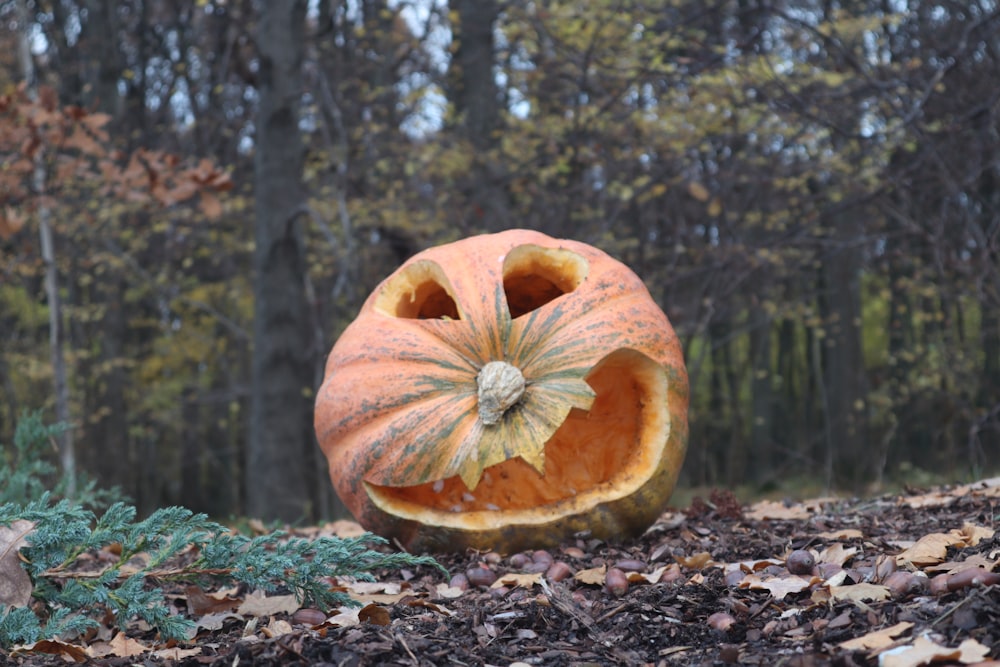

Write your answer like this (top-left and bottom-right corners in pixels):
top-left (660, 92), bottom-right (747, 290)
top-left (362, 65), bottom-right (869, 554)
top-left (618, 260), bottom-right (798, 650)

top-left (745, 500), bottom-right (812, 521)
top-left (838, 621), bottom-right (913, 650)
top-left (492, 572), bottom-right (544, 589)
top-left (926, 554), bottom-right (999, 574)
top-left (899, 491), bottom-right (955, 509)
top-left (0, 519), bottom-right (35, 608)
top-left (152, 646), bottom-right (204, 660)
top-left (675, 551), bottom-right (716, 570)
top-left (107, 632), bottom-right (149, 657)
top-left (11, 638), bottom-right (90, 663)
top-left (895, 532), bottom-right (967, 567)
top-left (434, 583), bottom-right (466, 599)
top-left (348, 580), bottom-right (413, 604)
top-left (574, 565), bottom-right (607, 585)
top-left (829, 582), bottom-right (891, 603)
top-left (196, 611), bottom-right (243, 632)
top-left (818, 543), bottom-right (858, 566)
top-left (742, 574), bottom-right (816, 599)
top-left (900, 477), bottom-right (1000, 508)
top-left (727, 558), bottom-right (784, 574)
top-left (404, 597), bottom-right (454, 616)
top-left (880, 635), bottom-right (990, 667)
top-left (320, 519), bottom-right (367, 538)
top-left (324, 607), bottom-right (361, 627)
top-left (237, 590), bottom-right (300, 617)
top-left (260, 618), bottom-right (294, 638)
top-left (635, 564), bottom-right (672, 584)
top-left (358, 603), bottom-right (391, 626)
top-left (817, 528), bottom-right (864, 540)
top-left (185, 584), bottom-right (241, 615)
top-left (954, 523), bottom-right (994, 546)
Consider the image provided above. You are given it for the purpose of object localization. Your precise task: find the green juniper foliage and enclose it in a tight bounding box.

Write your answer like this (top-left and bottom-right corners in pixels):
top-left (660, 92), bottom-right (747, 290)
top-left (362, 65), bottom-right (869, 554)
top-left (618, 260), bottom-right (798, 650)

top-left (0, 410), bottom-right (123, 509)
top-left (0, 494), bottom-right (444, 646)
top-left (0, 413), bottom-right (444, 647)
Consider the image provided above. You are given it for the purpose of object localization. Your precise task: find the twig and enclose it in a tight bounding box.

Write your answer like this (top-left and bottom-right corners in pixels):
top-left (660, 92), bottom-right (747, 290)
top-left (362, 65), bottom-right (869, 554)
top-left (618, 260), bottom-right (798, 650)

top-left (930, 586), bottom-right (995, 628)
top-left (395, 631), bottom-right (420, 665)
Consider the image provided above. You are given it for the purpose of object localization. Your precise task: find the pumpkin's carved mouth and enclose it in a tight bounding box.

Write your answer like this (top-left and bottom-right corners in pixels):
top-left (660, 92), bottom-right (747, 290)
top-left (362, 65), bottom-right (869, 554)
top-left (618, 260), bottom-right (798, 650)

top-left (367, 349), bottom-right (669, 520)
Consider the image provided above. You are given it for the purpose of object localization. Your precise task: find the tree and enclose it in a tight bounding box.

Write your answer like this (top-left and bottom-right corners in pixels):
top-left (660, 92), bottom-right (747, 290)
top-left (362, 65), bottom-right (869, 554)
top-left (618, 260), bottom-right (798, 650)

top-left (247, 0), bottom-right (314, 522)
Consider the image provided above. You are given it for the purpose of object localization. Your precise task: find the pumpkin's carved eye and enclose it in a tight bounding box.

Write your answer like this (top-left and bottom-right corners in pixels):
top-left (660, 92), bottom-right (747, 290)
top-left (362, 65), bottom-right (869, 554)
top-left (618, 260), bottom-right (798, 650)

top-left (374, 260), bottom-right (461, 320)
top-left (502, 244), bottom-right (588, 318)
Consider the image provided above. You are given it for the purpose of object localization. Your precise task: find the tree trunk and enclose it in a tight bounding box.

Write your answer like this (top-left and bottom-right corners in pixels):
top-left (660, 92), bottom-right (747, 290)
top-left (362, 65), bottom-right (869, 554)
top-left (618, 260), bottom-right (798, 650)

top-left (449, 0), bottom-right (500, 148)
top-left (18, 0), bottom-right (76, 496)
top-left (247, 0), bottom-right (314, 522)
top-left (447, 0), bottom-right (509, 230)
top-left (749, 303), bottom-right (773, 484)
top-left (817, 212), bottom-right (868, 492)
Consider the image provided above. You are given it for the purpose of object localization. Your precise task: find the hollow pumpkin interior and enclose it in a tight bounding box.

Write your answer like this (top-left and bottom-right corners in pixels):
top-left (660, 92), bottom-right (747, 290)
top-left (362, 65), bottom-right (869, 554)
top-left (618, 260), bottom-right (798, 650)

top-left (369, 348), bottom-right (668, 516)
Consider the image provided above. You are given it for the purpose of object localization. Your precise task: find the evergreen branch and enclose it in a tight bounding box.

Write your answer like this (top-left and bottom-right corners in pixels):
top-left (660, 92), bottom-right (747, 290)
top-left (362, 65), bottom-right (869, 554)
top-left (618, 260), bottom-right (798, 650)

top-left (0, 494), bottom-right (444, 646)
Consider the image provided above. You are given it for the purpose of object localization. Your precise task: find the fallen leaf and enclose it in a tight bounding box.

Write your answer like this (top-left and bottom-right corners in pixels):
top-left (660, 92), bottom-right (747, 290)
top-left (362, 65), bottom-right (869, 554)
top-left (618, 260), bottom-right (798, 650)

top-left (724, 558), bottom-right (784, 575)
top-left (880, 635), bottom-right (990, 667)
top-left (237, 590), bottom-right (300, 617)
top-left (492, 572), bottom-right (543, 589)
top-left (108, 632), bottom-right (149, 657)
top-left (636, 564), bottom-right (672, 584)
top-left (745, 500), bottom-right (813, 521)
top-left (829, 583), bottom-right (891, 603)
top-left (574, 565), bottom-right (607, 585)
top-left (260, 618), bottom-right (294, 638)
top-left (687, 572), bottom-right (707, 585)
top-left (954, 523), bottom-right (994, 546)
top-left (324, 607), bottom-right (361, 627)
top-left (895, 532), bottom-right (967, 567)
top-left (11, 639), bottom-right (90, 663)
top-left (358, 603), bottom-right (391, 626)
top-left (152, 646), bottom-right (204, 660)
top-left (348, 580), bottom-right (413, 604)
top-left (675, 551), bottom-right (716, 570)
top-left (320, 520), bottom-right (367, 538)
top-left (926, 554), bottom-right (999, 574)
top-left (0, 519), bottom-right (35, 608)
top-left (434, 583), bottom-right (466, 599)
top-left (742, 573), bottom-right (816, 599)
top-left (817, 528), bottom-right (864, 540)
top-left (404, 597), bottom-right (454, 616)
top-left (196, 611), bottom-right (243, 632)
top-left (185, 584), bottom-right (241, 615)
top-left (818, 543), bottom-right (858, 566)
top-left (899, 478), bottom-right (1000, 509)
top-left (838, 621), bottom-right (913, 650)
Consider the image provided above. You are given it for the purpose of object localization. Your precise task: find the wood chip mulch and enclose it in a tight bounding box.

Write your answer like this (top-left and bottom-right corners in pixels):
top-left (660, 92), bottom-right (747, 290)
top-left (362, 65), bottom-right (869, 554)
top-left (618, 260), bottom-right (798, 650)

top-left (4, 479), bottom-right (1000, 667)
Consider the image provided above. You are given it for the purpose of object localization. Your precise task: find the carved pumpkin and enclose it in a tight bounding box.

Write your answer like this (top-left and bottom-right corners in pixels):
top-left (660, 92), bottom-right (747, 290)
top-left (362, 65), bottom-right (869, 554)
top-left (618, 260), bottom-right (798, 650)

top-left (315, 229), bottom-right (688, 552)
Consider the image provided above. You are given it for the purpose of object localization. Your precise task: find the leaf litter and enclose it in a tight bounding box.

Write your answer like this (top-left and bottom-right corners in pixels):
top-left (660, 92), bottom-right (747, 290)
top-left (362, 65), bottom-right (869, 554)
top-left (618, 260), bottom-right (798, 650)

top-left (2, 480), bottom-right (1000, 666)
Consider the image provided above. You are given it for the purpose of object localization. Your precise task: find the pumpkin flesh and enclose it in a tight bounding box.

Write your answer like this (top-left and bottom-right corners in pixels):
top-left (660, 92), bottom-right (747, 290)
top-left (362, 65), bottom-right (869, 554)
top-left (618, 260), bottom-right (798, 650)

top-left (314, 229), bottom-right (689, 551)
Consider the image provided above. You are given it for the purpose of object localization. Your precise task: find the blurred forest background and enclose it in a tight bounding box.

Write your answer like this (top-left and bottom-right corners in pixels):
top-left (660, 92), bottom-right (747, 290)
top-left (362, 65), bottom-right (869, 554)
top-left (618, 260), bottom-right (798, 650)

top-left (1, 0), bottom-right (998, 522)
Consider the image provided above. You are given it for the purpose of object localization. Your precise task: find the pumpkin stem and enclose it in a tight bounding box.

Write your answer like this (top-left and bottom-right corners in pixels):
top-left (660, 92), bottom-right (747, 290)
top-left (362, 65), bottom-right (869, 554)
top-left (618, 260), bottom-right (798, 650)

top-left (477, 361), bottom-right (526, 425)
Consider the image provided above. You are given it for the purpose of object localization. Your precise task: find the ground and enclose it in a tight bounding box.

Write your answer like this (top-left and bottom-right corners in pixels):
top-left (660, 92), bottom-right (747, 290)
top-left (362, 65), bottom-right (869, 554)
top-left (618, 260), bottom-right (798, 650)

top-left (4, 479), bottom-right (1000, 667)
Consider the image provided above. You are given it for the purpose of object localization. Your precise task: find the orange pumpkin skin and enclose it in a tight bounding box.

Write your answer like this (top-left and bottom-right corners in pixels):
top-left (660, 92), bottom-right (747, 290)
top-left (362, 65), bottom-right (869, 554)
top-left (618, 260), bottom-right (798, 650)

top-left (315, 229), bottom-right (688, 553)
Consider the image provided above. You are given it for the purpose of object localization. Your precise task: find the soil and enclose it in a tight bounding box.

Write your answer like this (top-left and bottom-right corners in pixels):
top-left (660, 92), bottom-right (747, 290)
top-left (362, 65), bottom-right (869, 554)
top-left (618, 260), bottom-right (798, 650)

top-left (4, 481), bottom-right (1000, 667)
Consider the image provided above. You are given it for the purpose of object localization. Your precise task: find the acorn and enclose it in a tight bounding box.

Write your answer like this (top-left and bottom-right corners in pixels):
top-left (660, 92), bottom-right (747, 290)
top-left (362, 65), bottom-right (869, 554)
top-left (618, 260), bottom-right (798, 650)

top-left (786, 549), bottom-right (816, 575)
top-left (604, 567), bottom-right (629, 596)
